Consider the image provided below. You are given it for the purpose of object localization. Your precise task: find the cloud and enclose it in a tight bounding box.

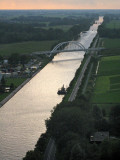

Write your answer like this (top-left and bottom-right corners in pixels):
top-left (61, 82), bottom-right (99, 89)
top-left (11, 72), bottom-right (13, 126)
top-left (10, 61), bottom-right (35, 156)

top-left (0, 0), bottom-right (120, 9)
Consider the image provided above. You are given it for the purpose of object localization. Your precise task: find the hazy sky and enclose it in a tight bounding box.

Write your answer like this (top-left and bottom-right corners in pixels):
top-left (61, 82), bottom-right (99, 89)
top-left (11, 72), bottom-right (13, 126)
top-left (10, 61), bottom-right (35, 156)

top-left (0, 0), bottom-right (120, 9)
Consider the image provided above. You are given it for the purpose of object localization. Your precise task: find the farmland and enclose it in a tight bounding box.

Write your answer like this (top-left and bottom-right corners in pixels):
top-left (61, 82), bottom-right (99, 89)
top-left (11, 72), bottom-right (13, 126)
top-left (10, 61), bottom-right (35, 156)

top-left (0, 40), bottom-right (57, 56)
top-left (103, 38), bottom-right (120, 48)
top-left (92, 55), bottom-right (120, 104)
top-left (106, 20), bottom-right (120, 29)
top-left (100, 38), bottom-right (120, 56)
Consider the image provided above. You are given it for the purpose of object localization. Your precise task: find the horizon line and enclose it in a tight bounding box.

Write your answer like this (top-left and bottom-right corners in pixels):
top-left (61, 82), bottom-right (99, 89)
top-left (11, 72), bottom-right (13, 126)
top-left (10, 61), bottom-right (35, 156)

top-left (0, 9), bottom-right (120, 10)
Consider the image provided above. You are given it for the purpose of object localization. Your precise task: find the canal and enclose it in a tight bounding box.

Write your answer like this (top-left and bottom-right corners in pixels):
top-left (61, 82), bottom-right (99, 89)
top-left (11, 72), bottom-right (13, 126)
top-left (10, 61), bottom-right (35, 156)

top-left (0, 17), bottom-right (103, 160)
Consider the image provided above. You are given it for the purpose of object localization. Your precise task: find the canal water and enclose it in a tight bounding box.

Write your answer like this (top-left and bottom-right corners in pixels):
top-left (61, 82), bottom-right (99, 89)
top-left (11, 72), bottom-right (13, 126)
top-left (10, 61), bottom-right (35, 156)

top-left (0, 17), bottom-right (103, 160)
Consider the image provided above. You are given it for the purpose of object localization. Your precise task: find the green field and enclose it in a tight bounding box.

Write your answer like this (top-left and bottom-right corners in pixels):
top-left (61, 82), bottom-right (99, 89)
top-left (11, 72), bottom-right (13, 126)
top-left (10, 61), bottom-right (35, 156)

top-left (101, 38), bottom-right (120, 56)
top-left (106, 20), bottom-right (120, 29)
top-left (0, 40), bottom-right (57, 56)
top-left (103, 38), bottom-right (120, 48)
top-left (98, 56), bottom-right (120, 76)
top-left (92, 56), bottom-right (120, 104)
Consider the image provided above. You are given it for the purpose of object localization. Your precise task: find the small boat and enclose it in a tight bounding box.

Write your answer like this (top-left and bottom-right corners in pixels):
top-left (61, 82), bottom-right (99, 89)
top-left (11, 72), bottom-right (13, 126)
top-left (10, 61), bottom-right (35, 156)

top-left (57, 85), bottom-right (66, 95)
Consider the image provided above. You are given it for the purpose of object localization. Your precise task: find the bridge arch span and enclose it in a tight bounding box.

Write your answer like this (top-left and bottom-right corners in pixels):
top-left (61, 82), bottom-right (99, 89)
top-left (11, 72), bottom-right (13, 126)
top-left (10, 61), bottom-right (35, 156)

top-left (51, 41), bottom-right (85, 53)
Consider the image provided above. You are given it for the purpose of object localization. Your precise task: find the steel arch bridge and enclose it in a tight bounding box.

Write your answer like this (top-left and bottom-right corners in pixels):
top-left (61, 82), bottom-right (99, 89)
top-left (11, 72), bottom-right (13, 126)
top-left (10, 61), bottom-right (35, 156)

top-left (32, 41), bottom-right (105, 56)
top-left (51, 41), bottom-right (85, 53)
top-left (46, 41), bottom-right (86, 56)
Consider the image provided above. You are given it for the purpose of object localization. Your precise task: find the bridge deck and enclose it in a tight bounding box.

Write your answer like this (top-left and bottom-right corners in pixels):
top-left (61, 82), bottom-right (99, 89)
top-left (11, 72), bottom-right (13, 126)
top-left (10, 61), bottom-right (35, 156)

top-left (33, 48), bottom-right (105, 55)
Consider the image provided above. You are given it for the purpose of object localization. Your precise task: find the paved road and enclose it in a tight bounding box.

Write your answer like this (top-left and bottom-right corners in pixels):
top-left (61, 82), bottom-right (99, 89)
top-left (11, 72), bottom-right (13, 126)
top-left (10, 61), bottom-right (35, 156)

top-left (68, 55), bottom-right (92, 101)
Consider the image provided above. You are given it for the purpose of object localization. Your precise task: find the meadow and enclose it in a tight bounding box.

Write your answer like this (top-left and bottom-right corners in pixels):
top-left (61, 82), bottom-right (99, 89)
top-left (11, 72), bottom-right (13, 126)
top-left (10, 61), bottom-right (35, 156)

top-left (92, 55), bottom-right (120, 105)
top-left (103, 38), bottom-right (120, 48)
top-left (101, 38), bottom-right (120, 56)
top-left (0, 40), bottom-right (57, 56)
top-left (106, 20), bottom-right (120, 29)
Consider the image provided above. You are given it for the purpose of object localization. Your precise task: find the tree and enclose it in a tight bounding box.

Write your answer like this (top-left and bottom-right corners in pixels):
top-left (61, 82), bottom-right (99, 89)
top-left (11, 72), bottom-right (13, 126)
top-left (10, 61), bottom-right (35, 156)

top-left (70, 144), bottom-right (85, 160)
top-left (102, 109), bottom-right (106, 117)
top-left (8, 53), bottom-right (20, 66)
top-left (10, 83), bottom-right (14, 90)
top-left (1, 76), bottom-right (6, 86)
top-left (92, 105), bottom-right (103, 120)
top-left (100, 140), bottom-right (120, 160)
top-left (109, 105), bottom-right (120, 136)
top-left (92, 106), bottom-right (109, 131)
top-left (20, 55), bottom-right (30, 66)
top-left (0, 55), bottom-right (3, 62)
top-left (46, 107), bottom-right (94, 140)
top-left (57, 132), bottom-right (80, 152)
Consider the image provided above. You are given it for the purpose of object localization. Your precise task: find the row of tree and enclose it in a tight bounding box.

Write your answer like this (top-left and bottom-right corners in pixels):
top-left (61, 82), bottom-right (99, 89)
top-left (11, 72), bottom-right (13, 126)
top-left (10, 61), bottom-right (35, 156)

top-left (98, 15), bottom-right (120, 38)
top-left (8, 53), bottom-right (30, 67)
top-left (11, 15), bottom-right (95, 26)
top-left (0, 16), bottom-right (94, 43)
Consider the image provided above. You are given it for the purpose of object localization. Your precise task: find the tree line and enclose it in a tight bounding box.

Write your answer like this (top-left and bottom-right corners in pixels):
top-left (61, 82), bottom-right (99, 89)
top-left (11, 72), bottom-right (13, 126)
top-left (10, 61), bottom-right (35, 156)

top-left (0, 17), bottom-right (94, 44)
top-left (98, 15), bottom-right (120, 38)
top-left (11, 15), bottom-right (96, 26)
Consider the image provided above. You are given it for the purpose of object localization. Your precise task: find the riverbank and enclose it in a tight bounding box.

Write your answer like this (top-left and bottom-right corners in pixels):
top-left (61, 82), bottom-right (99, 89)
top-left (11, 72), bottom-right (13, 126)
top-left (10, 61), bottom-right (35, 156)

top-left (0, 56), bottom-right (53, 108)
top-left (0, 68), bottom-right (39, 108)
